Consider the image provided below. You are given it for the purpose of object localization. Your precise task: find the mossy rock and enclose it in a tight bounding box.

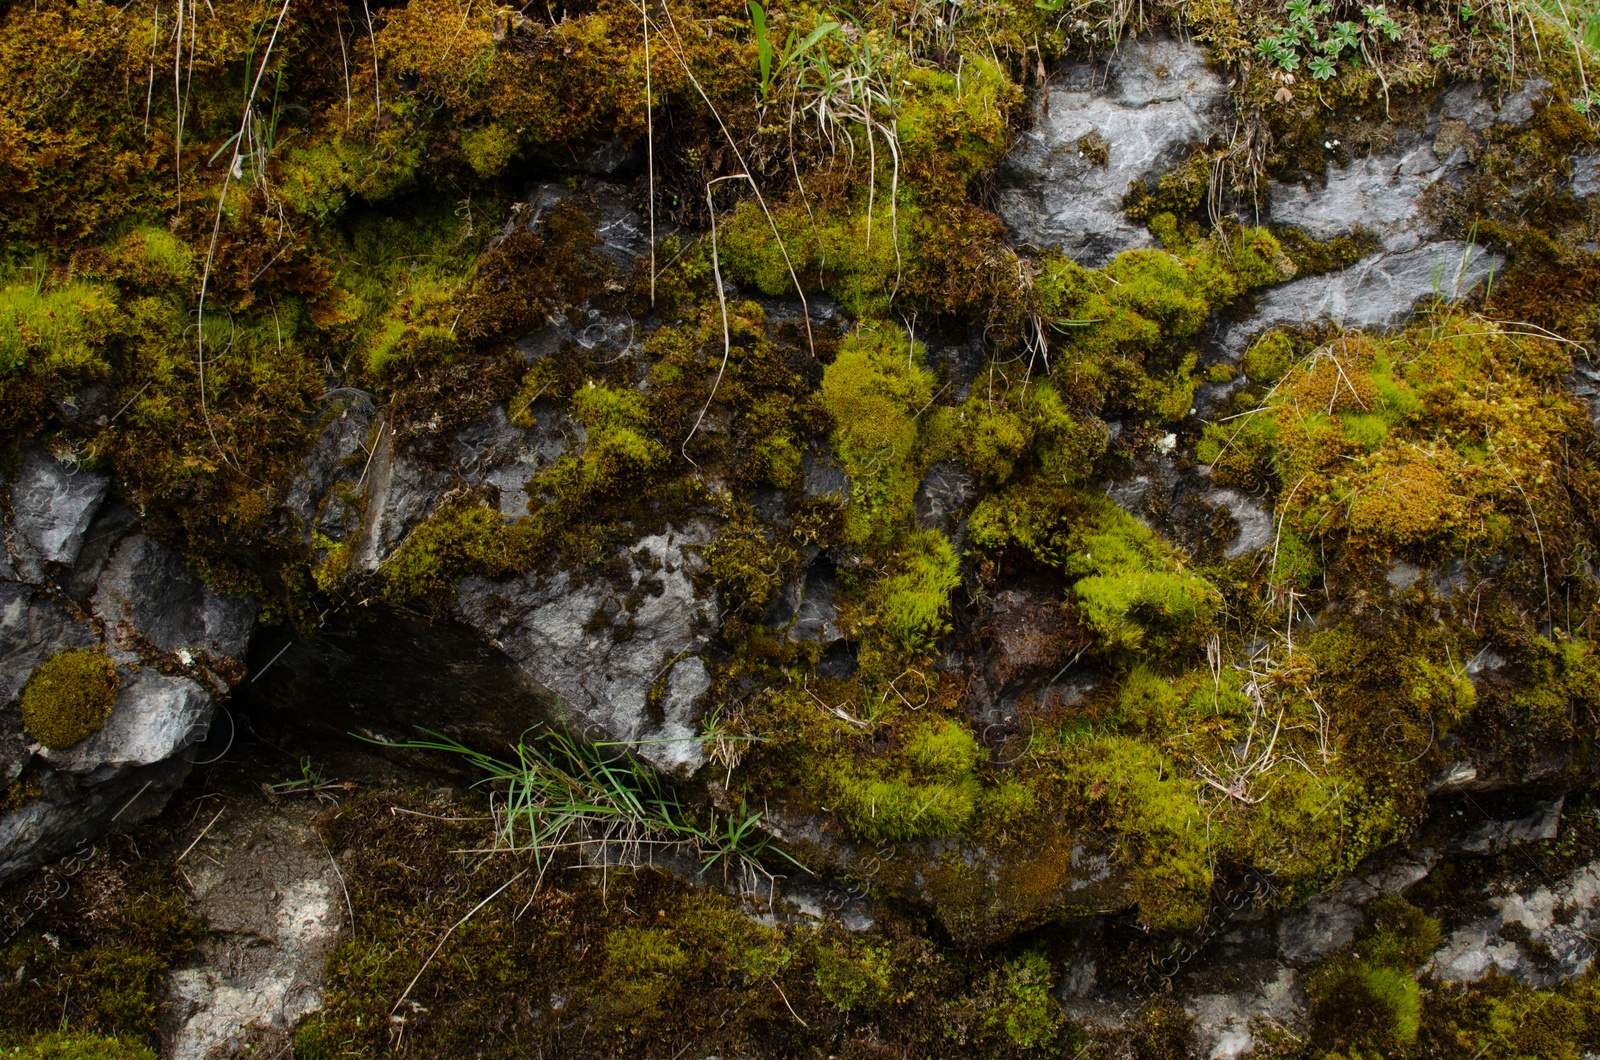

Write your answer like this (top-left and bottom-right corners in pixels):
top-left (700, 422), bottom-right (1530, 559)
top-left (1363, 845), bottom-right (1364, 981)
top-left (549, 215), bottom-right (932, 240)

top-left (19, 649), bottom-right (118, 750)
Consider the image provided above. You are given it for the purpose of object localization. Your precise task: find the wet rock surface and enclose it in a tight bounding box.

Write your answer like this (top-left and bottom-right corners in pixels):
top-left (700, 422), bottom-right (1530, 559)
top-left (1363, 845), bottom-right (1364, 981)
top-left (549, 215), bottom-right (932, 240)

top-left (456, 523), bottom-right (718, 778)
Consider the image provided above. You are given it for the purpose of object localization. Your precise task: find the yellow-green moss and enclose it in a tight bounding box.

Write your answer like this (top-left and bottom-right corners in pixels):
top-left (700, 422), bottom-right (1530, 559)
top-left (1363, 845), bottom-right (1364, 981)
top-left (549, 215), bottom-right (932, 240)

top-left (968, 484), bottom-right (1219, 656)
top-left (20, 649), bottom-right (117, 750)
top-left (824, 716), bottom-right (983, 843)
top-left (0, 1033), bottom-right (157, 1059)
top-left (1201, 315), bottom-right (1587, 565)
top-left (818, 328), bottom-right (936, 549)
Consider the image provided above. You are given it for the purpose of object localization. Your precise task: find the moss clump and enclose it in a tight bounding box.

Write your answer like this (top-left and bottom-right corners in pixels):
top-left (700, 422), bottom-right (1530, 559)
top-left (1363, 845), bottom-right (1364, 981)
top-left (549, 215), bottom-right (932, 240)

top-left (813, 938), bottom-right (894, 1012)
top-left (1199, 316), bottom-right (1589, 565)
top-left (0, 1034), bottom-right (156, 1059)
top-left (0, 273), bottom-right (117, 436)
top-left (1034, 230), bottom-right (1293, 422)
top-left (969, 485), bottom-right (1220, 656)
top-left (978, 952), bottom-right (1063, 1049)
top-left (19, 649), bottom-right (118, 750)
top-left (824, 716), bottom-right (983, 843)
top-left (819, 328), bottom-right (936, 549)
top-left (865, 528), bottom-right (961, 655)
top-left (1043, 734), bottom-right (1210, 930)
top-left (1309, 961), bottom-right (1423, 1051)
top-left (381, 499), bottom-right (528, 603)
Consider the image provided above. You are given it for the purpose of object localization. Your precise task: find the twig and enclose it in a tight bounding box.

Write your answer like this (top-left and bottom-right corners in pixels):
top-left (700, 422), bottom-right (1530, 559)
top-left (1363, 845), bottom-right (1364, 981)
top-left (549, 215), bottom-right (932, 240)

top-left (771, 977), bottom-right (809, 1027)
top-left (319, 834), bottom-right (357, 942)
top-left (392, 868), bottom-right (527, 1013)
top-left (682, 179), bottom-right (734, 465)
top-left (176, 807), bottom-right (226, 863)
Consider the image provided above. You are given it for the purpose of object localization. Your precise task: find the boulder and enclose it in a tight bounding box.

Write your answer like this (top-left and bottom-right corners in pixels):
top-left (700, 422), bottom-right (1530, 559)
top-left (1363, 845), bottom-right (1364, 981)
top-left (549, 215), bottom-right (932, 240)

top-left (6, 445), bottom-right (110, 582)
top-left (0, 471), bottom-right (257, 880)
top-left (995, 33), bottom-right (1229, 265)
top-left (455, 523), bottom-right (719, 778)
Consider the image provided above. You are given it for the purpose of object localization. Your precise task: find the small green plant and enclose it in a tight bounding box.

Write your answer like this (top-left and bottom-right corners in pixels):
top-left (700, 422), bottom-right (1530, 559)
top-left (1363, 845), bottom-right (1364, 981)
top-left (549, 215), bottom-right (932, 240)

top-left (266, 757), bottom-right (328, 794)
top-left (20, 649), bottom-right (118, 750)
top-left (393, 726), bottom-right (802, 887)
top-left (1255, 1), bottom-right (1405, 80)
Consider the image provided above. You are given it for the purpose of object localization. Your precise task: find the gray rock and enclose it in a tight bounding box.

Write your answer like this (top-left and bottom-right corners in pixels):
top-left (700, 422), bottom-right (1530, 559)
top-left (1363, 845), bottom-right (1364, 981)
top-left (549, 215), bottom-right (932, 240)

top-left (1437, 81), bottom-right (1501, 131)
top-left (1569, 360), bottom-right (1600, 428)
top-left (995, 34), bottom-right (1228, 265)
top-left (1185, 966), bottom-right (1303, 1060)
top-left (41, 669), bottom-right (211, 775)
top-left (1278, 848), bottom-right (1439, 966)
top-left (1573, 152), bottom-right (1600, 199)
top-left (1467, 644), bottom-right (1507, 676)
top-left (1428, 759), bottom-right (1480, 793)
top-left (1268, 141), bottom-right (1451, 253)
top-left (914, 461), bottom-right (976, 537)
top-left (93, 535), bottom-right (256, 667)
top-left (350, 425), bottom-right (449, 572)
top-left (1387, 560), bottom-right (1422, 590)
top-left (0, 756), bottom-right (191, 879)
top-left (456, 524), bottom-right (718, 778)
top-left (1431, 853), bottom-right (1600, 987)
top-left (450, 403), bottom-right (577, 517)
top-left (1215, 242), bottom-right (1504, 358)
top-left (284, 389), bottom-right (378, 541)
top-left (0, 581), bottom-right (98, 712)
top-left (1205, 489), bottom-right (1273, 559)
top-left (518, 306), bottom-right (640, 363)
top-left (802, 447), bottom-right (849, 500)
top-left (352, 402), bottom-right (580, 570)
top-left (1454, 797), bottom-right (1564, 855)
top-left (653, 657), bottom-right (713, 777)
top-left (6, 446), bottom-right (111, 580)
top-left (788, 561), bottom-right (844, 645)
top-left (1496, 77), bottom-right (1550, 128)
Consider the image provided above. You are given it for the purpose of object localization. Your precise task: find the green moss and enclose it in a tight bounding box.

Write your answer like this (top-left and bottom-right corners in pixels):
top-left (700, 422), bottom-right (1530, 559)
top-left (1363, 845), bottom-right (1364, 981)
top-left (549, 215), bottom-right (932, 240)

top-left (1205, 315), bottom-right (1588, 568)
top-left (866, 528), bottom-right (961, 655)
top-left (700, 502), bottom-right (795, 621)
top-left (979, 952), bottom-right (1062, 1049)
top-left (304, 787), bottom-right (1106, 1055)
top-left (19, 649), bottom-right (117, 750)
top-left (0, 851), bottom-right (200, 1046)
top-left (1310, 961), bottom-right (1422, 1050)
top-left (0, 1034), bottom-right (156, 1059)
top-left (824, 717), bottom-right (983, 843)
top-left (460, 125), bottom-right (520, 179)
top-left (1047, 733), bottom-right (1209, 930)
top-left (1508, 635), bottom-right (1600, 742)
top-left (1034, 230), bottom-right (1291, 424)
top-left (969, 484), bottom-right (1218, 656)
top-left (818, 328), bottom-right (935, 549)
top-left (382, 499), bottom-right (527, 603)
top-left (813, 938), bottom-right (894, 1012)
top-left (0, 274), bottom-right (116, 435)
